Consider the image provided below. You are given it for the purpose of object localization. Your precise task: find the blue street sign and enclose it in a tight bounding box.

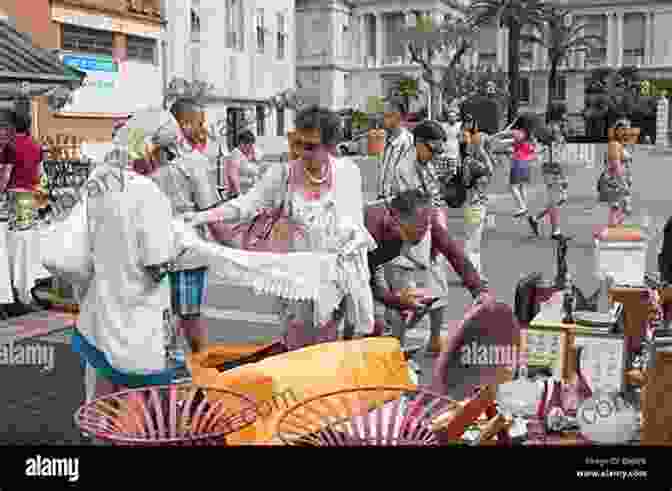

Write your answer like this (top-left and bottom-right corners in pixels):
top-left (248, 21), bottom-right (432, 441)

top-left (62, 55), bottom-right (118, 73)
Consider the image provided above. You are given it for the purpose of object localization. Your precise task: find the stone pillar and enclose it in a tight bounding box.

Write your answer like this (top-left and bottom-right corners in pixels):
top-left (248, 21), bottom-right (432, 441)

top-left (657, 97), bottom-right (669, 147)
top-left (606, 12), bottom-right (613, 66)
top-left (164, 0), bottom-right (191, 81)
top-left (616, 12), bottom-right (623, 67)
top-left (375, 12), bottom-right (384, 66)
top-left (496, 27), bottom-right (505, 68)
top-left (403, 11), bottom-right (413, 63)
top-left (647, 12), bottom-right (655, 65)
top-left (359, 14), bottom-right (366, 65)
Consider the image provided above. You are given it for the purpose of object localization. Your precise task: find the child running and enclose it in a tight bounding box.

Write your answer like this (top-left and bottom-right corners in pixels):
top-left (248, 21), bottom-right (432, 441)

top-left (497, 114), bottom-right (538, 226)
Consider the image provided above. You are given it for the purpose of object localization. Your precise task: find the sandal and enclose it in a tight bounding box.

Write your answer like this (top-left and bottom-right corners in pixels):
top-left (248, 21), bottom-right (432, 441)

top-left (527, 216), bottom-right (540, 237)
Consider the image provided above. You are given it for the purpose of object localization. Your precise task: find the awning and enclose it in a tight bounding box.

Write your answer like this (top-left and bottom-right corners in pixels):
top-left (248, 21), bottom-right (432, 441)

top-left (0, 20), bottom-right (85, 99)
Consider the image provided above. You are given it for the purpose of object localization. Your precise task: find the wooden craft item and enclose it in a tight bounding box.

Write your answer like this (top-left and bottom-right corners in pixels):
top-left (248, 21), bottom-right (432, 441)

top-left (430, 385), bottom-right (497, 440)
top-left (642, 350), bottom-right (672, 445)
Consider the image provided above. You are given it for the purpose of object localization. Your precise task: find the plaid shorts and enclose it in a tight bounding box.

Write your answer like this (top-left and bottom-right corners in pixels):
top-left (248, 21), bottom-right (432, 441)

top-left (169, 267), bottom-right (208, 319)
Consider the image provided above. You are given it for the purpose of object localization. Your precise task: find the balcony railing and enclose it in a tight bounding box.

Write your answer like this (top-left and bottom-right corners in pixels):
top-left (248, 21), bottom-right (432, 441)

top-left (623, 49), bottom-right (645, 67)
top-left (384, 55), bottom-right (405, 65)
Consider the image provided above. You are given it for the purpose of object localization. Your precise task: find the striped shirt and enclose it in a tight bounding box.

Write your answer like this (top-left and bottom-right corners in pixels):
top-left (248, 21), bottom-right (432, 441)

top-left (378, 128), bottom-right (416, 198)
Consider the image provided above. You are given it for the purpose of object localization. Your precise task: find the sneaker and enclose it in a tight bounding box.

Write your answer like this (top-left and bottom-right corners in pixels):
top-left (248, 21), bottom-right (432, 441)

top-left (528, 216), bottom-right (540, 237)
top-left (513, 209), bottom-right (528, 218)
top-left (551, 230), bottom-right (562, 239)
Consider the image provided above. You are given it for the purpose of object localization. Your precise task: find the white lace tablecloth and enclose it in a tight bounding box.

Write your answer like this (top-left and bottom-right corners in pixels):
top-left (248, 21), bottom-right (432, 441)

top-left (0, 222), bottom-right (13, 303)
top-left (5, 226), bottom-right (50, 304)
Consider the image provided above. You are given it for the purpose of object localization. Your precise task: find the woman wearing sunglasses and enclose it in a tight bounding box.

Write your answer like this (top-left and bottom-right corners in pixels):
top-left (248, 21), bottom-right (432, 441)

top-left (183, 105), bottom-right (376, 348)
top-left (365, 189), bottom-right (494, 350)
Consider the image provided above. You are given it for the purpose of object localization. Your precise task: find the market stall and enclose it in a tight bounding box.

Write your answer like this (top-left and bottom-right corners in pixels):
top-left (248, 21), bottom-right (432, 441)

top-left (0, 19), bottom-right (85, 308)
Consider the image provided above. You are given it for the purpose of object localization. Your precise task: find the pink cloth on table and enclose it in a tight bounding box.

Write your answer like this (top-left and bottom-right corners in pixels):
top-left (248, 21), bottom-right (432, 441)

top-left (225, 157), bottom-right (242, 196)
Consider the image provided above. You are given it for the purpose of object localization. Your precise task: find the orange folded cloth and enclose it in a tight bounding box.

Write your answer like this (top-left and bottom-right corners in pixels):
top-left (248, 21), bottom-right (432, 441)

top-left (594, 226), bottom-right (644, 242)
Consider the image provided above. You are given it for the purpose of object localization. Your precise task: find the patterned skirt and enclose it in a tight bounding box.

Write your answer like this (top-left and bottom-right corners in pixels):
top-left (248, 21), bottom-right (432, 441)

top-left (168, 267), bottom-right (209, 319)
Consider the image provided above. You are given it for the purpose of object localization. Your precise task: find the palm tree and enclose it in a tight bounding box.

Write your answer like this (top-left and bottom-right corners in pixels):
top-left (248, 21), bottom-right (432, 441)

top-left (468, 0), bottom-right (546, 123)
top-left (523, 7), bottom-right (605, 119)
top-left (399, 12), bottom-right (477, 119)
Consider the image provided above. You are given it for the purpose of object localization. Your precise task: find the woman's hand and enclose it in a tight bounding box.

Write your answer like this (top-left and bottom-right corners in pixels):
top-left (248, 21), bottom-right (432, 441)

top-left (474, 290), bottom-right (495, 308)
top-left (399, 288), bottom-right (428, 308)
top-left (181, 210), bottom-right (209, 227)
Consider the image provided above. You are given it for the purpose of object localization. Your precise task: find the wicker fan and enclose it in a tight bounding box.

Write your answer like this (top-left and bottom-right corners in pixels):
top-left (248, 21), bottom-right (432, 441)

top-left (275, 387), bottom-right (457, 446)
top-left (74, 383), bottom-right (259, 446)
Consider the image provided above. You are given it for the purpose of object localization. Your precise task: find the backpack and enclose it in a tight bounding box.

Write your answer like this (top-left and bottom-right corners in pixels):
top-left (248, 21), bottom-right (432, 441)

top-left (659, 216), bottom-right (672, 283)
top-left (514, 272), bottom-right (543, 325)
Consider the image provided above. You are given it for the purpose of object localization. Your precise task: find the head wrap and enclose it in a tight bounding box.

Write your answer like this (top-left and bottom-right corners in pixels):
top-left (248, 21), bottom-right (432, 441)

top-left (105, 107), bottom-right (183, 169)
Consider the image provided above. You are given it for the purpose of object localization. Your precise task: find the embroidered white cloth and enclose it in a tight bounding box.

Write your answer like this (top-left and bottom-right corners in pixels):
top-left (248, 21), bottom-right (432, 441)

top-left (173, 219), bottom-right (356, 324)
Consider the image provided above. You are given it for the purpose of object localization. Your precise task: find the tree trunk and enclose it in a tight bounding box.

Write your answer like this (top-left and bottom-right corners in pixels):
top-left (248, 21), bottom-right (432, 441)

top-left (546, 60), bottom-right (558, 121)
top-left (507, 20), bottom-right (521, 123)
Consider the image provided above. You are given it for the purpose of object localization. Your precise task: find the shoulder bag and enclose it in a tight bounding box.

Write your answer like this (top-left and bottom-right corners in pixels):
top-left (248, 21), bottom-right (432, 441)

top-left (242, 163), bottom-right (293, 252)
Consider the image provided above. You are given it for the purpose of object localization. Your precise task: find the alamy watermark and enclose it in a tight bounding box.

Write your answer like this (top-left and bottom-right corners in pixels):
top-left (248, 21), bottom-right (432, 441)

top-left (25, 455), bottom-right (79, 483)
top-left (0, 341), bottom-right (55, 372)
top-left (578, 395), bottom-right (635, 426)
top-left (48, 167), bottom-right (125, 219)
top-left (459, 341), bottom-right (525, 367)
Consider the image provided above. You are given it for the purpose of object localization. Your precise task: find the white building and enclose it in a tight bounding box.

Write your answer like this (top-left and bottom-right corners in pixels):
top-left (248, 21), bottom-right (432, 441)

top-left (163, 0), bottom-right (295, 151)
top-left (295, 0), bottom-right (468, 113)
top-left (476, 0), bottom-right (672, 119)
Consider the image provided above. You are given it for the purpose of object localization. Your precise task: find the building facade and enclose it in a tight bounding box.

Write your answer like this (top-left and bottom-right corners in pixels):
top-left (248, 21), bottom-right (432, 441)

top-left (476, 0), bottom-right (672, 120)
top-left (295, 0), bottom-right (469, 113)
top-left (0, 0), bottom-right (163, 149)
top-left (164, 0), bottom-right (295, 151)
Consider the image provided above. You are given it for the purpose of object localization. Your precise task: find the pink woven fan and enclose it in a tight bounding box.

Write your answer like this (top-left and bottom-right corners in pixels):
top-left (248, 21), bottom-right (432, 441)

top-left (74, 383), bottom-right (259, 446)
top-left (275, 387), bottom-right (457, 446)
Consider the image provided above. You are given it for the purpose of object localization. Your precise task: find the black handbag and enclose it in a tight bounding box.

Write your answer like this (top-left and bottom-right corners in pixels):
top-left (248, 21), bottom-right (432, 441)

top-left (440, 164), bottom-right (468, 208)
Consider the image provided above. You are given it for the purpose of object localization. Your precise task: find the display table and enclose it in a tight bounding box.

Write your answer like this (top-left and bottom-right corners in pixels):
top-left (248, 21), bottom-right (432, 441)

top-left (0, 222), bottom-right (13, 303)
top-left (5, 226), bottom-right (50, 304)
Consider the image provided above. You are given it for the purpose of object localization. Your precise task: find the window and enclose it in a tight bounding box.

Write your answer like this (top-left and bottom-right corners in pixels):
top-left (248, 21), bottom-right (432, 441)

top-left (191, 6), bottom-right (201, 39)
top-left (256, 9), bottom-right (265, 53)
top-left (226, 0), bottom-right (244, 50)
top-left (582, 15), bottom-right (607, 61)
top-left (550, 76), bottom-right (567, 100)
top-left (256, 105), bottom-right (266, 136)
top-left (276, 107), bottom-right (285, 136)
top-left (277, 13), bottom-right (286, 59)
top-left (623, 12), bottom-right (645, 65)
top-left (191, 44), bottom-right (200, 80)
top-left (62, 24), bottom-right (114, 56)
top-left (519, 77), bottom-right (530, 103)
top-left (127, 34), bottom-right (156, 64)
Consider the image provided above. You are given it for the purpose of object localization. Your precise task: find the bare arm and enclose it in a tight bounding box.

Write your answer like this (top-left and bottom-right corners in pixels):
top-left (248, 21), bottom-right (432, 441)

top-left (430, 209), bottom-right (485, 297)
top-left (200, 163), bottom-right (286, 224)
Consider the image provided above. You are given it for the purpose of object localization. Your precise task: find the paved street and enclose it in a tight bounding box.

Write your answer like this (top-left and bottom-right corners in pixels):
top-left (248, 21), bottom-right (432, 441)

top-left (2, 146), bottom-right (670, 444)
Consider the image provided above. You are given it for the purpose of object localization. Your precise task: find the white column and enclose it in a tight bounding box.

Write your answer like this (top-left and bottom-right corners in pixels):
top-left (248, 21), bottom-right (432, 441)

top-left (403, 11), bottom-right (411, 63)
top-left (359, 14), bottom-right (366, 65)
top-left (200, 0), bottom-right (226, 88)
top-left (606, 12), bottom-right (613, 66)
top-left (165, 0), bottom-right (191, 81)
top-left (496, 27), bottom-right (505, 67)
top-left (647, 12), bottom-right (655, 65)
top-left (375, 12), bottom-right (384, 66)
top-left (616, 12), bottom-right (623, 67)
